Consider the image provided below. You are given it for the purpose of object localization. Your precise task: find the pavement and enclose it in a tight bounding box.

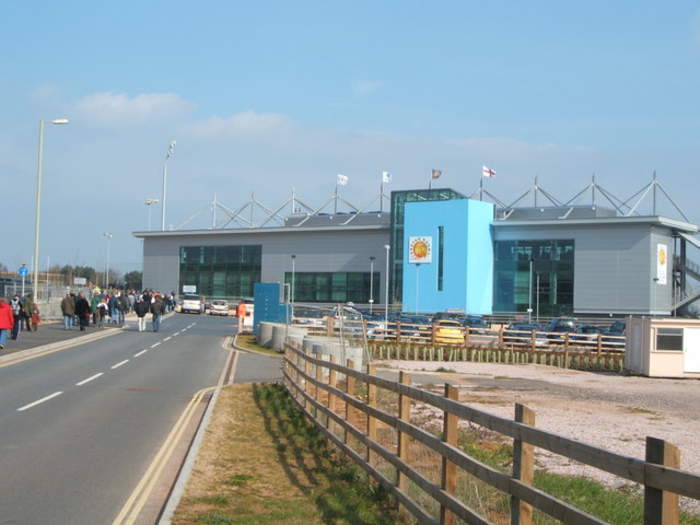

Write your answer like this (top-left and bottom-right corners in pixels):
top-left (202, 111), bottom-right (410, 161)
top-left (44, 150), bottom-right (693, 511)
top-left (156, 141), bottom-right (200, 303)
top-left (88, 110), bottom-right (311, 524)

top-left (0, 313), bottom-right (280, 525)
top-left (0, 321), bottom-right (115, 354)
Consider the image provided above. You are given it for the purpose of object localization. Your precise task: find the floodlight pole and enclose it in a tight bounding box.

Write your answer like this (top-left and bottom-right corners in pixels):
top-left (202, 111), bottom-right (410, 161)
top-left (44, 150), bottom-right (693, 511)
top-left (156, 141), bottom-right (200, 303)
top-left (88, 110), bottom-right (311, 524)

top-left (161, 141), bottom-right (176, 231)
top-left (291, 254), bottom-right (296, 318)
top-left (528, 258), bottom-right (534, 322)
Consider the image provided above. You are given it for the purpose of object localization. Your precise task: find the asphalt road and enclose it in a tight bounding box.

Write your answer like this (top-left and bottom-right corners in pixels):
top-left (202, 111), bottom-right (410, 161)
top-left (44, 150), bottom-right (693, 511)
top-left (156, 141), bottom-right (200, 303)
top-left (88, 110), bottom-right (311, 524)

top-left (0, 313), bottom-right (277, 525)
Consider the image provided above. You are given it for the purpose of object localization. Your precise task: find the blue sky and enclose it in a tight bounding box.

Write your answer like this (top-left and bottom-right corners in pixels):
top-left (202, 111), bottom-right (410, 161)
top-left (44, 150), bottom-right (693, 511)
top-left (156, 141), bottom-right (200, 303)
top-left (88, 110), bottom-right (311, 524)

top-left (2, 1), bottom-right (700, 273)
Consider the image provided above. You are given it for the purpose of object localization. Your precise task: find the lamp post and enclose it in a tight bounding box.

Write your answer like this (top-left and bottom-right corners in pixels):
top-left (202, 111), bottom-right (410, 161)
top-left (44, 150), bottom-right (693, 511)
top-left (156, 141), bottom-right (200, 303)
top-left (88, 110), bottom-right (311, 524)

top-left (291, 254), bottom-right (296, 317)
top-left (161, 141), bottom-right (176, 231)
top-left (528, 258), bottom-right (534, 322)
top-left (384, 244), bottom-right (390, 327)
top-left (33, 118), bottom-right (69, 302)
top-left (536, 272), bottom-right (540, 321)
top-left (369, 256), bottom-right (376, 314)
top-left (145, 198), bottom-right (159, 230)
top-left (103, 233), bottom-right (113, 289)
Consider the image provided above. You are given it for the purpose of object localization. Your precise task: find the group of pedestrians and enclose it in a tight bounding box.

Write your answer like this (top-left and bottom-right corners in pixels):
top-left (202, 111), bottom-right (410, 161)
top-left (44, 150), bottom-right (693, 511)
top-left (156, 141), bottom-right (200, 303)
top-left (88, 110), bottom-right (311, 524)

top-left (0, 294), bottom-right (41, 349)
top-left (60, 289), bottom-right (172, 332)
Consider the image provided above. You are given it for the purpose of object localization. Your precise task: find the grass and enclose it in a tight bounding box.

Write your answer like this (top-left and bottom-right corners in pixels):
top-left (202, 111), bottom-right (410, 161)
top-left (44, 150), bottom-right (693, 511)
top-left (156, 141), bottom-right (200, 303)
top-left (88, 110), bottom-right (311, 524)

top-left (173, 383), bottom-right (399, 524)
top-left (453, 426), bottom-right (700, 525)
top-left (235, 334), bottom-right (283, 357)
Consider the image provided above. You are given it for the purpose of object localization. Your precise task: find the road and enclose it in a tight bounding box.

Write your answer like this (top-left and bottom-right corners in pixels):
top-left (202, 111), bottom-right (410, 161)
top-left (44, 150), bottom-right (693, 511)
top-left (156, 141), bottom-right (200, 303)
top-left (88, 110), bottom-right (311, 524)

top-left (0, 313), bottom-right (280, 525)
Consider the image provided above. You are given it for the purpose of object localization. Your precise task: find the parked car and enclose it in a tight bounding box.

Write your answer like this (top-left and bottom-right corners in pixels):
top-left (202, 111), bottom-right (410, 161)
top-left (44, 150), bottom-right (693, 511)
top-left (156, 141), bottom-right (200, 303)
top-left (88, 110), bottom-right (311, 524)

top-left (181, 294), bottom-right (204, 314)
top-left (462, 315), bottom-right (489, 334)
top-left (602, 320), bottom-right (626, 348)
top-left (432, 319), bottom-right (464, 344)
top-left (503, 322), bottom-right (547, 346)
top-left (544, 317), bottom-right (577, 342)
top-left (570, 324), bottom-right (603, 344)
top-left (209, 300), bottom-right (229, 316)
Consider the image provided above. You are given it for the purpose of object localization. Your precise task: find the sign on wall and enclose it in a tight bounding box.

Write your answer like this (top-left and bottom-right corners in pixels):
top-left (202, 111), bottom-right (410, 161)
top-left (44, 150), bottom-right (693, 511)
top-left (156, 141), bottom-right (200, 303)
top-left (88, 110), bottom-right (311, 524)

top-left (656, 243), bottom-right (668, 285)
top-left (409, 236), bottom-right (433, 264)
top-left (183, 284), bottom-right (197, 293)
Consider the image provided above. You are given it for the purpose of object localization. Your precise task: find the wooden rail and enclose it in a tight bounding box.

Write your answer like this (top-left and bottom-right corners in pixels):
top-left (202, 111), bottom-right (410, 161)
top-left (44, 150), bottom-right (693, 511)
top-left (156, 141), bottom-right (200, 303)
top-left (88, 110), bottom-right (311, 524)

top-left (283, 342), bottom-right (700, 525)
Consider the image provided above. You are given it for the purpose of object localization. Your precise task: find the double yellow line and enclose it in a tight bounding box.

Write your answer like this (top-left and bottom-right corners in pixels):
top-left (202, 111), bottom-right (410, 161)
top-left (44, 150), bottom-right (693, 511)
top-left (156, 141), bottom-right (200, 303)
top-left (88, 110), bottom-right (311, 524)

top-left (112, 386), bottom-right (215, 525)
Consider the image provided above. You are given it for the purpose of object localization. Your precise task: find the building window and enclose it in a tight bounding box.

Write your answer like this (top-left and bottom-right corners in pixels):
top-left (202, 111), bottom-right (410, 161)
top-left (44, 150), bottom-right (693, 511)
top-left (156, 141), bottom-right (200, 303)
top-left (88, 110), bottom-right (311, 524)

top-left (493, 239), bottom-right (574, 316)
top-left (285, 272), bottom-right (380, 304)
top-left (179, 245), bottom-right (261, 298)
top-left (656, 328), bottom-right (683, 351)
top-left (437, 226), bottom-right (444, 291)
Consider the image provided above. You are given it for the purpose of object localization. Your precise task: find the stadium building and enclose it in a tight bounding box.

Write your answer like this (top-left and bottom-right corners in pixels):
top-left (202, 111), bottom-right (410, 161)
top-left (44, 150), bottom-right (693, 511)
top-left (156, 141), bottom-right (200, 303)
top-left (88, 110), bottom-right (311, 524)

top-left (134, 176), bottom-right (700, 317)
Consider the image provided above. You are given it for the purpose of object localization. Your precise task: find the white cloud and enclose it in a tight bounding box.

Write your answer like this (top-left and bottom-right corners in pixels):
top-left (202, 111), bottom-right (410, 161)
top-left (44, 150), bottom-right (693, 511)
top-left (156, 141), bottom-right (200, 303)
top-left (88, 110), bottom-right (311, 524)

top-left (74, 92), bottom-right (195, 125)
top-left (353, 80), bottom-right (384, 96)
top-left (185, 110), bottom-right (294, 139)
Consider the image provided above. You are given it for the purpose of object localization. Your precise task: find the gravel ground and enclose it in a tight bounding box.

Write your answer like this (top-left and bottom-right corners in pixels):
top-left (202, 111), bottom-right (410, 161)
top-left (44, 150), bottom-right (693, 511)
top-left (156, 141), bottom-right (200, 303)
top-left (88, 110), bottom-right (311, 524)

top-left (377, 360), bottom-right (700, 511)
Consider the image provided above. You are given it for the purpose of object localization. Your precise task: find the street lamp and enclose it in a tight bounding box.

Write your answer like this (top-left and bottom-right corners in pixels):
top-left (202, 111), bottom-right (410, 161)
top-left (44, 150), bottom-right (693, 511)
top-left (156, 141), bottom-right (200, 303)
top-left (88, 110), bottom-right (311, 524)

top-left (161, 140), bottom-right (176, 231)
top-left (33, 118), bottom-right (69, 302)
top-left (290, 254), bottom-right (296, 317)
top-left (145, 198), bottom-right (159, 230)
top-left (384, 244), bottom-right (390, 327)
top-left (369, 256), bottom-right (376, 314)
top-left (103, 233), bottom-right (113, 289)
top-left (528, 258), bottom-right (534, 322)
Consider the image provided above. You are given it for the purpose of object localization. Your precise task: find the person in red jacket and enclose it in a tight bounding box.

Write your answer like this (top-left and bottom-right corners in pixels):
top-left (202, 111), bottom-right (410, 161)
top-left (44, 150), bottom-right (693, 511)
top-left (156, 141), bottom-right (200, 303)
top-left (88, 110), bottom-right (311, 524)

top-left (0, 297), bottom-right (14, 350)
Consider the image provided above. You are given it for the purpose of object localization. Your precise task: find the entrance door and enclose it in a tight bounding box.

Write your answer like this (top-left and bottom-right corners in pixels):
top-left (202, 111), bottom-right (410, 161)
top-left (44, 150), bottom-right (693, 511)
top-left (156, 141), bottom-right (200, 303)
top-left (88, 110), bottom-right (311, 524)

top-left (683, 328), bottom-right (700, 373)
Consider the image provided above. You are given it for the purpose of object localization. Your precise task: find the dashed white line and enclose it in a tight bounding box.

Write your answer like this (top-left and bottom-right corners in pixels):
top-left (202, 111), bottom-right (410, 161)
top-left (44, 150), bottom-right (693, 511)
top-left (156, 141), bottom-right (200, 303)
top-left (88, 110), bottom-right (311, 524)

top-left (76, 372), bottom-right (103, 386)
top-left (150, 342), bottom-right (161, 348)
top-left (173, 331), bottom-right (181, 336)
top-left (163, 336), bottom-right (172, 342)
top-left (17, 391), bottom-right (63, 412)
top-left (134, 349), bottom-right (148, 357)
top-left (111, 359), bottom-right (129, 369)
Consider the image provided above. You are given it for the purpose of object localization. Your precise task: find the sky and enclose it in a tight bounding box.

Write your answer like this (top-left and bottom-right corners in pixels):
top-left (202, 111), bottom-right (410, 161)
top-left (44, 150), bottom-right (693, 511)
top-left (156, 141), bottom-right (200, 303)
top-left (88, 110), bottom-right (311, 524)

top-left (1, 1), bottom-right (700, 273)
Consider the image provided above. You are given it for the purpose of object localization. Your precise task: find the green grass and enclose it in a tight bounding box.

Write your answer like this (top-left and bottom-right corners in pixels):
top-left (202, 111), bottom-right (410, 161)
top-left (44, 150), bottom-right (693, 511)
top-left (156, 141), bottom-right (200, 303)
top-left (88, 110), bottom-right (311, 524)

top-left (455, 427), bottom-right (700, 525)
top-left (235, 334), bottom-right (283, 356)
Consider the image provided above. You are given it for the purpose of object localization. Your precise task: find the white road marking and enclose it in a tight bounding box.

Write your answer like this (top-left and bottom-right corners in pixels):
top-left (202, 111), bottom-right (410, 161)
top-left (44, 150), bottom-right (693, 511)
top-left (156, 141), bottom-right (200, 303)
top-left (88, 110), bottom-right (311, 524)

top-left (76, 372), bottom-right (103, 386)
top-left (163, 336), bottom-right (172, 342)
top-left (173, 331), bottom-right (181, 336)
top-left (111, 359), bottom-right (129, 369)
top-left (150, 342), bottom-right (161, 348)
top-left (17, 391), bottom-right (63, 412)
top-left (134, 349), bottom-right (148, 357)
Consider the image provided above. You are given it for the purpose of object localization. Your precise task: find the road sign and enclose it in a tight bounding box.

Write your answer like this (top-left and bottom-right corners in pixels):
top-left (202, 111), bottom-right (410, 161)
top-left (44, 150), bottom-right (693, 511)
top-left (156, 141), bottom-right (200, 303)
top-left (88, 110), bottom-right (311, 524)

top-left (18, 265), bottom-right (29, 277)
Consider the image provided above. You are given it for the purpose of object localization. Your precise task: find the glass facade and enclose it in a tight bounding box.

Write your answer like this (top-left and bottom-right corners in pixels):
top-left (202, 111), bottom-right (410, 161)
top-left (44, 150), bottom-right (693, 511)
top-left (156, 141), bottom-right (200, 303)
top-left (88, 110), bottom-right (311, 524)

top-left (284, 272), bottom-right (380, 303)
top-left (179, 245), bottom-right (262, 298)
top-left (493, 240), bottom-right (574, 316)
top-left (390, 188), bottom-right (466, 303)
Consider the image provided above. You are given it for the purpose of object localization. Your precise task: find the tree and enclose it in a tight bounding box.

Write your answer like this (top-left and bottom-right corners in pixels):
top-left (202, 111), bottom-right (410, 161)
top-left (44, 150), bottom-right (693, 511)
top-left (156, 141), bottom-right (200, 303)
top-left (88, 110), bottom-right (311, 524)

top-left (124, 271), bottom-right (142, 290)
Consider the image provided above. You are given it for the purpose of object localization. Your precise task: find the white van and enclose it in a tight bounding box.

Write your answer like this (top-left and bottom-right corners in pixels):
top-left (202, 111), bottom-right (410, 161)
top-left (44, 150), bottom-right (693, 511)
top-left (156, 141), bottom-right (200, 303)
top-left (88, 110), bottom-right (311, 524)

top-left (181, 294), bottom-right (204, 314)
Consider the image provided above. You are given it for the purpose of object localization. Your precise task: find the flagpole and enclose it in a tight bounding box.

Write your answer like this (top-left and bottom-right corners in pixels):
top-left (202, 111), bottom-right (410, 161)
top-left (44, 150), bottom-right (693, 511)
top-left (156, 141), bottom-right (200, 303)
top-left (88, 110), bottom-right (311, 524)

top-left (334, 182), bottom-right (338, 214)
top-left (480, 176), bottom-right (484, 201)
top-left (428, 173), bottom-right (432, 190)
top-left (380, 180), bottom-right (384, 213)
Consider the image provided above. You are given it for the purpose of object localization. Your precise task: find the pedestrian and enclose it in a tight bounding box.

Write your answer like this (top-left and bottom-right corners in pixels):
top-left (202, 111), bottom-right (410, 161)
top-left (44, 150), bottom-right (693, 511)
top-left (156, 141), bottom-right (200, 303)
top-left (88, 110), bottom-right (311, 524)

top-left (97, 298), bottom-right (109, 328)
top-left (151, 293), bottom-right (165, 332)
top-left (10, 295), bottom-right (23, 340)
top-left (90, 292), bottom-right (100, 326)
top-left (108, 294), bottom-right (118, 325)
top-left (134, 296), bottom-right (149, 332)
top-left (75, 292), bottom-right (91, 331)
top-left (31, 306), bottom-right (41, 332)
top-left (61, 291), bottom-right (75, 330)
top-left (236, 300), bottom-right (247, 333)
top-left (23, 293), bottom-right (35, 331)
top-left (0, 297), bottom-right (14, 350)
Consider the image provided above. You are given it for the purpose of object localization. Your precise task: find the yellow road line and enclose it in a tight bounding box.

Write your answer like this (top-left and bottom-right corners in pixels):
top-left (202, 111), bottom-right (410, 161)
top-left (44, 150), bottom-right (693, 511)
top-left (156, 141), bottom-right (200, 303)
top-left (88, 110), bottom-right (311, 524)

top-left (112, 386), bottom-right (214, 525)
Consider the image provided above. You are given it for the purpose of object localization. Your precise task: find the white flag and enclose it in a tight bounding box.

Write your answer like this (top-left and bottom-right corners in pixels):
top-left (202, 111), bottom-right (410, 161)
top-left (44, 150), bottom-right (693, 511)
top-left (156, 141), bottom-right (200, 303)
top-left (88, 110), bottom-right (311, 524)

top-left (482, 165), bottom-right (496, 178)
top-left (337, 173), bottom-right (348, 186)
top-left (382, 171), bottom-right (392, 184)
top-left (166, 140), bottom-right (176, 159)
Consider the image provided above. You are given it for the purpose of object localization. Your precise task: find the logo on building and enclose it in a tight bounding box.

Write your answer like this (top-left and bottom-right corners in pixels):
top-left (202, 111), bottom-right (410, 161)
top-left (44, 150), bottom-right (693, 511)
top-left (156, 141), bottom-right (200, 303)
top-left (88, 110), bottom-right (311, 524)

top-left (409, 236), bottom-right (432, 264)
top-left (656, 244), bottom-right (667, 285)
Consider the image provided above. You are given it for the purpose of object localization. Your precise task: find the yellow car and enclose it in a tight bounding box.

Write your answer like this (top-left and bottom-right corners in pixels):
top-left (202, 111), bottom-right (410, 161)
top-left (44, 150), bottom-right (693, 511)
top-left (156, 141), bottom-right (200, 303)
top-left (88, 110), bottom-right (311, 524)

top-left (432, 320), bottom-right (465, 344)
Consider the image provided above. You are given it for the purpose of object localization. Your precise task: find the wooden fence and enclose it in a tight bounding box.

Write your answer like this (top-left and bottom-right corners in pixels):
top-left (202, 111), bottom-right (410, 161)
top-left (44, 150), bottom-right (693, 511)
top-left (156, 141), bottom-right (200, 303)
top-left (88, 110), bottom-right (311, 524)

top-left (283, 341), bottom-right (700, 524)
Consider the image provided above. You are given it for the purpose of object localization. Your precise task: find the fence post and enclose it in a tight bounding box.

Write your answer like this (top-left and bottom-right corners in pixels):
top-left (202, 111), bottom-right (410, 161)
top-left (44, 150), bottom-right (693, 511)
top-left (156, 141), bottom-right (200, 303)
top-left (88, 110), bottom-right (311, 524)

top-left (397, 371), bottom-right (412, 508)
top-left (440, 384), bottom-right (459, 525)
top-left (511, 403), bottom-right (535, 525)
top-left (366, 364), bottom-right (377, 465)
top-left (328, 356), bottom-right (338, 433)
top-left (344, 359), bottom-right (356, 445)
top-left (498, 325), bottom-right (505, 346)
top-left (597, 333), bottom-right (603, 356)
top-left (644, 437), bottom-right (680, 525)
top-left (304, 350), bottom-right (313, 412)
top-left (464, 326), bottom-right (470, 348)
top-left (530, 331), bottom-right (536, 353)
top-left (315, 354), bottom-right (324, 423)
top-left (396, 321), bottom-right (402, 344)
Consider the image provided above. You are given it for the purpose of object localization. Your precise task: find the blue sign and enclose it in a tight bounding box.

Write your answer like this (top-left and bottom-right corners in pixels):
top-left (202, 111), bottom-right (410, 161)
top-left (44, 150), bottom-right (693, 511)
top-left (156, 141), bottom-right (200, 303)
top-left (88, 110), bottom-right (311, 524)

top-left (18, 266), bottom-right (29, 277)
